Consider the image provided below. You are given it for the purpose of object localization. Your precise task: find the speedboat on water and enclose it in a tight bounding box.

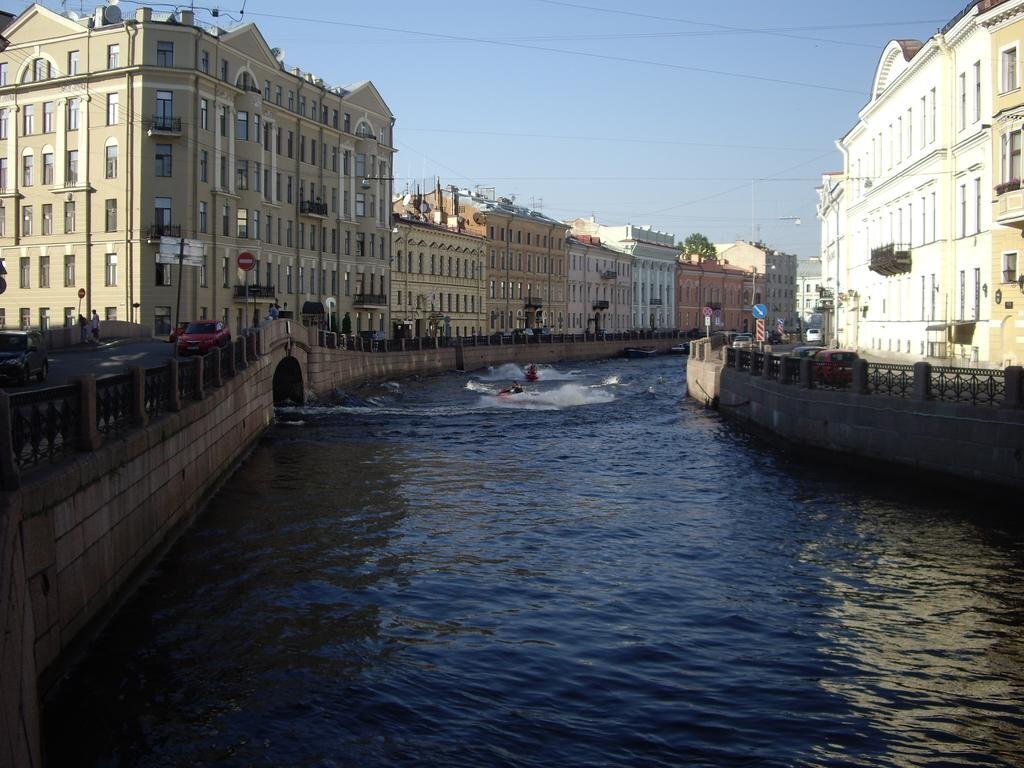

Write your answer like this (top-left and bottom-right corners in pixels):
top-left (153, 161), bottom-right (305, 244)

top-left (498, 382), bottom-right (525, 397)
top-left (525, 364), bottom-right (539, 381)
top-left (667, 342), bottom-right (689, 355)
top-left (624, 347), bottom-right (658, 359)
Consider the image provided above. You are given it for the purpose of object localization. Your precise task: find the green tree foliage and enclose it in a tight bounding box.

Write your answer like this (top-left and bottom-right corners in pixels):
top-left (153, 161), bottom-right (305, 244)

top-left (682, 233), bottom-right (717, 261)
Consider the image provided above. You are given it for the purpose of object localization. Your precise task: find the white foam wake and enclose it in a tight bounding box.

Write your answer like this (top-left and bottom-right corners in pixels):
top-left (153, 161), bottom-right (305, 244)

top-left (481, 383), bottom-right (615, 411)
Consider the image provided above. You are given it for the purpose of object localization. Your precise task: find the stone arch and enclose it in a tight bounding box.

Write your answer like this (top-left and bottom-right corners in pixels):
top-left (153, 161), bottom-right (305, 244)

top-left (272, 355), bottom-right (304, 404)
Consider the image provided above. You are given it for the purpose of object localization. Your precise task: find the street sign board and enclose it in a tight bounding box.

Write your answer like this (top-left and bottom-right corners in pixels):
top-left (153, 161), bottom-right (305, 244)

top-left (77, 288), bottom-right (86, 299)
top-left (160, 236), bottom-right (205, 258)
top-left (237, 251), bottom-right (256, 271)
top-left (756, 318), bottom-right (765, 342)
top-left (702, 306), bottom-right (712, 318)
top-left (776, 317), bottom-right (785, 330)
top-left (704, 316), bottom-right (711, 327)
top-left (752, 303), bottom-right (768, 319)
top-left (156, 251), bottom-right (204, 267)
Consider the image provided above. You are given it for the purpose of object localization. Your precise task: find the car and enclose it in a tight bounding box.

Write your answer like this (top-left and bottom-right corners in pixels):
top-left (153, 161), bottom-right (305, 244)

top-left (176, 321), bottom-right (231, 356)
top-left (168, 320), bottom-right (191, 344)
top-left (812, 349), bottom-right (859, 386)
top-left (767, 330), bottom-right (783, 344)
top-left (791, 345), bottom-right (826, 359)
top-left (0, 330), bottom-right (48, 385)
top-left (731, 333), bottom-right (754, 349)
top-left (804, 327), bottom-right (823, 343)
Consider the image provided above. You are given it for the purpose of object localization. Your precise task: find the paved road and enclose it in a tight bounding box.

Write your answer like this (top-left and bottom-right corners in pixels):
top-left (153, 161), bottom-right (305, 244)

top-left (1, 339), bottom-right (176, 393)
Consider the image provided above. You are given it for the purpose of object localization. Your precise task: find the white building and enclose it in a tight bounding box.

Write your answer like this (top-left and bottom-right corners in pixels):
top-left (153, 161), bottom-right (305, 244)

top-left (796, 257), bottom-right (823, 332)
top-left (834, 9), bottom-right (993, 363)
top-left (566, 234), bottom-right (632, 334)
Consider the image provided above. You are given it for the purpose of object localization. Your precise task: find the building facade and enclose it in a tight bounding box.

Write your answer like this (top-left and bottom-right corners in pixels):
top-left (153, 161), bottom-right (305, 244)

top-left (676, 254), bottom-right (761, 334)
top-left (715, 240), bottom-right (799, 335)
top-left (0, 4), bottom-right (394, 336)
top-left (566, 233), bottom-right (632, 334)
top-left (833, 7), bottom-right (992, 363)
top-left (390, 198), bottom-right (487, 339)
top-left (796, 257), bottom-right (824, 334)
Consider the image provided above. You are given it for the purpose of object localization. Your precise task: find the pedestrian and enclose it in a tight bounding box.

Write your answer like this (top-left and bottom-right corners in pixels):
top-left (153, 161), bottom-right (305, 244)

top-left (90, 309), bottom-right (100, 342)
top-left (269, 303), bottom-right (279, 321)
top-left (78, 314), bottom-right (88, 344)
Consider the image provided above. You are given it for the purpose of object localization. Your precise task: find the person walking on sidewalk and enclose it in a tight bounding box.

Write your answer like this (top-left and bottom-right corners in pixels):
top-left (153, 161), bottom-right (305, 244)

top-left (90, 310), bottom-right (100, 342)
top-left (78, 314), bottom-right (88, 344)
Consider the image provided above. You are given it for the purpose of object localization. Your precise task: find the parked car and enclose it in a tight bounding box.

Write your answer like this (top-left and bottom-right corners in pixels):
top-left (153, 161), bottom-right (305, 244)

top-left (732, 333), bottom-right (754, 349)
top-left (168, 320), bottom-right (191, 344)
top-left (791, 345), bottom-right (826, 359)
top-left (0, 330), bottom-right (48, 385)
top-left (804, 327), bottom-right (823, 343)
top-left (812, 349), bottom-right (859, 386)
top-left (176, 321), bottom-right (231, 356)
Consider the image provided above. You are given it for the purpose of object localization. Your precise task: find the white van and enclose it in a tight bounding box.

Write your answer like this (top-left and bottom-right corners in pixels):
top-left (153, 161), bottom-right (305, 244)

top-left (804, 327), bottom-right (822, 343)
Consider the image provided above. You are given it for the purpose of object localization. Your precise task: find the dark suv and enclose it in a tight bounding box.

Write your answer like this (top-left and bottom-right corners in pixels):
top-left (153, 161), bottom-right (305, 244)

top-left (0, 331), bottom-right (48, 385)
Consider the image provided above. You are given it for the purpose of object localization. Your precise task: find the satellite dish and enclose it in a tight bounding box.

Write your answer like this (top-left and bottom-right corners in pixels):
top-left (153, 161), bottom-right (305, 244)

top-left (103, 4), bottom-right (122, 23)
top-left (402, 194), bottom-right (411, 206)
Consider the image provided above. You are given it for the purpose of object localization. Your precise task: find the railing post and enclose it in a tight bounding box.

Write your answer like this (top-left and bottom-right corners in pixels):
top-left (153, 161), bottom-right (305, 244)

top-left (168, 359), bottom-right (183, 411)
top-left (0, 392), bottom-right (21, 490)
top-left (194, 358), bottom-right (205, 400)
top-left (852, 359), bottom-right (869, 395)
top-left (211, 347), bottom-right (224, 388)
top-left (129, 365), bottom-right (147, 427)
top-left (73, 375), bottom-right (101, 450)
top-left (913, 361), bottom-right (932, 401)
top-left (763, 354), bottom-right (774, 381)
top-left (777, 355), bottom-right (790, 384)
top-left (227, 340), bottom-right (237, 378)
top-left (799, 357), bottom-right (813, 389)
top-left (1002, 365), bottom-right (1022, 408)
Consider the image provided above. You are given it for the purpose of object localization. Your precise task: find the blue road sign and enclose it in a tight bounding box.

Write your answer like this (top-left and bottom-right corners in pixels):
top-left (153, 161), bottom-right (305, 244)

top-left (752, 303), bottom-right (768, 319)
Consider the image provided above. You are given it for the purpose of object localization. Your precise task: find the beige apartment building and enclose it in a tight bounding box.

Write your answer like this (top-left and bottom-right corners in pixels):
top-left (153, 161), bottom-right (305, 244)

top-left (426, 188), bottom-right (568, 333)
top-left (391, 195), bottom-right (488, 338)
top-left (566, 233), bottom-right (632, 333)
top-left (0, 3), bottom-right (394, 336)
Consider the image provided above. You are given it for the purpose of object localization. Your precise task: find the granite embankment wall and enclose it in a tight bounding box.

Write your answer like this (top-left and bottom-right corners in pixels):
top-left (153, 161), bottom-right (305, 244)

top-left (1, 328), bottom-right (680, 766)
top-left (685, 339), bottom-right (1024, 490)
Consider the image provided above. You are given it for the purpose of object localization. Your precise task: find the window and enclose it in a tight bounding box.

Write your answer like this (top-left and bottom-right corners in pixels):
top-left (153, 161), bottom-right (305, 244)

top-left (33, 58), bottom-right (47, 81)
top-left (68, 50), bottom-right (79, 75)
top-left (958, 183), bottom-right (966, 238)
top-left (64, 255), bottom-right (75, 287)
top-left (19, 257), bottom-right (29, 287)
top-left (43, 101), bottom-right (54, 133)
top-left (0, 108), bottom-right (6, 140)
top-left (157, 40), bottom-right (173, 67)
top-left (0, 63), bottom-right (6, 85)
top-left (105, 199), bottom-right (117, 231)
top-left (355, 193), bottom-right (365, 217)
top-left (154, 197), bottom-right (172, 232)
top-left (107, 93), bottom-right (118, 125)
top-left (1003, 46), bottom-right (1018, 92)
top-left (220, 58), bottom-right (228, 81)
top-left (219, 106), bottom-right (227, 137)
top-left (105, 253), bottom-right (117, 286)
top-left (20, 207), bottom-right (31, 237)
top-left (200, 150), bottom-right (208, 183)
top-left (974, 177), bottom-right (981, 235)
top-left (236, 110), bottom-right (248, 140)
top-left (236, 159), bottom-right (248, 190)
top-left (105, 144), bottom-right (117, 178)
top-left (42, 152), bottom-right (53, 185)
top-left (22, 104), bottom-right (34, 135)
top-left (39, 257), bottom-right (49, 288)
top-left (200, 50), bottom-right (209, 73)
top-left (107, 44), bottom-right (119, 69)
top-left (343, 112), bottom-right (350, 132)
top-left (958, 72), bottom-right (966, 131)
top-left (41, 204), bottom-right (52, 235)
top-left (222, 203), bottom-right (230, 236)
top-left (275, 85), bottom-right (282, 105)
top-left (66, 150), bottom-right (78, 185)
top-left (929, 88), bottom-right (936, 143)
top-left (200, 98), bottom-right (208, 130)
top-left (22, 154), bottom-right (32, 186)
top-left (236, 208), bottom-right (248, 238)
top-left (199, 201), bottom-right (208, 233)
top-left (155, 144), bottom-right (172, 177)
top-left (155, 90), bottom-right (173, 128)
top-left (64, 201), bottom-right (75, 233)
top-left (67, 99), bottom-right (79, 131)
top-left (1004, 252), bottom-right (1019, 283)
top-left (105, 307), bottom-right (117, 322)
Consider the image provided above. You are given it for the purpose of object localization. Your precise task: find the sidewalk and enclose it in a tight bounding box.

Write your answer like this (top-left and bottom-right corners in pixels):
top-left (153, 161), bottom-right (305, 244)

top-left (56, 337), bottom-right (162, 354)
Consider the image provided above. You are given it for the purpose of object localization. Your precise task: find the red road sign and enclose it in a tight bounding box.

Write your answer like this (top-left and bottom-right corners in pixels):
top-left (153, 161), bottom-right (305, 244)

top-left (755, 318), bottom-right (765, 342)
top-left (237, 251), bottom-right (256, 271)
top-left (78, 288), bottom-right (86, 299)
top-left (702, 306), bottom-right (712, 317)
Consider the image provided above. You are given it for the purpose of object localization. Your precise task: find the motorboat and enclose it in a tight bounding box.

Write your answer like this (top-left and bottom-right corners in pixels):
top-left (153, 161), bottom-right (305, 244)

top-left (667, 342), bottom-right (689, 355)
top-left (497, 383), bottom-right (525, 397)
top-left (525, 364), bottom-right (539, 381)
top-left (624, 347), bottom-right (658, 359)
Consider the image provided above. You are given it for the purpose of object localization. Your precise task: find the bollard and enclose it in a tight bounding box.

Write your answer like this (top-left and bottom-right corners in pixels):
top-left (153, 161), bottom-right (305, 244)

top-left (168, 358), bottom-right (183, 411)
top-left (852, 359), bottom-right (869, 395)
top-left (227, 339), bottom-right (237, 378)
top-left (193, 357), bottom-right (205, 401)
top-left (1003, 366), bottom-right (1023, 408)
top-left (129, 366), bottom-right (148, 427)
top-left (211, 347), bottom-right (224, 388)
top-left (763, 353), bottom-right (774, 381)
top-left (73, 376), bottom-right (101, 450)
top-left (913, 361), bottom-right (932, 401)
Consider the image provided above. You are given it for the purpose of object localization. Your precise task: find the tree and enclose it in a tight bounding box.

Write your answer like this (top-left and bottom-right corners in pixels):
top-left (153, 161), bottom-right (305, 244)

top-left (682, 233), bottom-right (717, 261)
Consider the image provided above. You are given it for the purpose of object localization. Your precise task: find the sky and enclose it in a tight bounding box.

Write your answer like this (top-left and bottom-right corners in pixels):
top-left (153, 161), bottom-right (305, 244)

top-left (51, 0), bottom-right (974, 258)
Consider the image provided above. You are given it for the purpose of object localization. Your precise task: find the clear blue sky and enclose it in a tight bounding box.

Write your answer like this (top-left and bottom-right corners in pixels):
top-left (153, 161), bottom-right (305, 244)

top-left (61, 0), bottom-right (971, 257)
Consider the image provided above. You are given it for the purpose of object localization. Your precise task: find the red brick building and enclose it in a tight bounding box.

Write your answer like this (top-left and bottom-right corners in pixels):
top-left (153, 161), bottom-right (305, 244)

top-left (676, 255), bottom-right (763, 334)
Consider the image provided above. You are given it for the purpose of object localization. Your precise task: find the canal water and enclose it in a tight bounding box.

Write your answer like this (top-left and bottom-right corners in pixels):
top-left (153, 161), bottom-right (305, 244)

top-left (44, 356), bottom-right (1024, 767)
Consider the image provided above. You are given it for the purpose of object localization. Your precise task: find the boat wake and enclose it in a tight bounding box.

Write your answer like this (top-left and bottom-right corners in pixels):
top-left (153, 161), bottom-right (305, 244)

top-left (475, 362), bottom-right (577, 382)
top-left (481, 383), bottom-right (614, 410)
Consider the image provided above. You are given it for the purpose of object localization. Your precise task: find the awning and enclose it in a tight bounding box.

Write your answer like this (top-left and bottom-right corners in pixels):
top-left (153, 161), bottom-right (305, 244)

top-left (301, 301), bottom-right (326, 316)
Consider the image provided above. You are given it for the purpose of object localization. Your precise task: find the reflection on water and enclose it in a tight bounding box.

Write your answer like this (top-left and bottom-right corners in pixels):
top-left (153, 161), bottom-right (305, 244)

top-left (44, 357), bottom-right (1024, 767)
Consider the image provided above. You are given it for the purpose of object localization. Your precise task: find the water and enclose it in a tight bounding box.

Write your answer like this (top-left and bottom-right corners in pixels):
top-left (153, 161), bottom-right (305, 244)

top-left (44, 357), bottom-right (1024, 767)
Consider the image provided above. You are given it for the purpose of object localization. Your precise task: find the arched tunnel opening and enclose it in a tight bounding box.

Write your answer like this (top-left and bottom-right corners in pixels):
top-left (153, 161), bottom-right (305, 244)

top-left (272, 357), bottom-right (305, 405)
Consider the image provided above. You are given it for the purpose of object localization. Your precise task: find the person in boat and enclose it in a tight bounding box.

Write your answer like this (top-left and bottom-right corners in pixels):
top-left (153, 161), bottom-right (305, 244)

top-left (499, 381), bottom-right (524, 395)
top-left (526, 363), bottom-right (538, 377)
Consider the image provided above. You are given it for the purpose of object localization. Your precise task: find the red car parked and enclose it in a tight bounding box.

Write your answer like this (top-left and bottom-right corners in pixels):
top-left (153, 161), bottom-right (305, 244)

top-left (176, 321), bottom-right (231, 356)
top-left (812, 349), bottom-right (859, 387)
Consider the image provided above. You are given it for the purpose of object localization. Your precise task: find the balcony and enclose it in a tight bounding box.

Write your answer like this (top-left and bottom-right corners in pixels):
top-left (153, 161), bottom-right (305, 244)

top-left (146, 223), bottom-right (181, 241)
top-left (649, 298), bottom-right (663, 306)
top-left (592, 300), bottom-right (610, 310)
top-left (299, 199), bottom-right (329, 217)
top-left (353, 293), bottom-right (387, 307)
top-left (234, 283), bottom-right (275, 299)
top-left (524, 295), bottom-right (544, 308)
top-left (600, 270), bottom-right (617, 280)
top-left (146, 115), bottom-right (182, 135)
top-left (996, 179), bottom-right (1024, 229)
top-left (995, 178), bottom-right (1021, 195)
top-left (869, 243), bottom-right (912, 276)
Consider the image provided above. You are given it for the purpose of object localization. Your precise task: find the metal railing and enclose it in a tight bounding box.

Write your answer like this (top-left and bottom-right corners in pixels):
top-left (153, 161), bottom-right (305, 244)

top-left (9, 385), bottom-right (80, 468)
top-left (96, 373), bottom-right (132, 434)
top-left (811, 360), bottom-right (853, 391)
top-left (931, 366), bottom-right (1005, 406)
top-left (299, 200), bottom-right (329, 216)
top-left (178, 358), bottom-right (197, 401)
top-left (867, 362), bottom-right (914, 398)
top-left (144, 365), bottom-right (170, 416)
top-left (352, 293), bottom-right (387, 307)
top-left (147, 223), bottom-right (181, 240)
top-left (234, 284), bottom-right (275, 298)
top-left (147, 115), bottom-right (182, 132)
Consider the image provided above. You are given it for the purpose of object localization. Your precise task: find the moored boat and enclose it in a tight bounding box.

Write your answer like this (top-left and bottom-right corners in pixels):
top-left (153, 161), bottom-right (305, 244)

top-left (624, 347), bottom-right (658, 359)
top-left (668, 342), bottom-right (689, 355)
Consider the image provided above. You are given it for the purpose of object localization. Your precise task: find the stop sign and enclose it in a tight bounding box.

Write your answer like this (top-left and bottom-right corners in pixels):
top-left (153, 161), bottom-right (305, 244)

top-left (78, 288), bottom-right (86, 299)
top-left (237, 251), bottom-right (255, 271)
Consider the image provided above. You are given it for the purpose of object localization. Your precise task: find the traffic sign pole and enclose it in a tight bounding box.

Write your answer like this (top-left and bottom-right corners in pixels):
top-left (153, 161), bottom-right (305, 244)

top-left (174, 237), bottom-right (185, 328)
top-left (237, 252), bottom-right (255, 330)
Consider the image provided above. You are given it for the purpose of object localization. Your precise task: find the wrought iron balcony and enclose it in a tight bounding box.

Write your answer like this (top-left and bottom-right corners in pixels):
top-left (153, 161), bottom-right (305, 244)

top-left (649, 298), bottom-right (663, 306)
top-left (600, 270), bottom-right (617, 279)
top-left (146, 223), bottom-right (181, 241)
top-left (592, 300), bottom-right (610, 310)
top-left (146, 115), bottom-right (182, 134)
top-left (353, 293), bottom-right (387, 307)
top-left (234, 283), bottom-right (275, 299)
top-left (869, 243), bottom-right (912, 276)
top-left (524, 295), bottom-right (544, 308)
top-left (299, 199), bottom-right (329, 217)
top-left (996, 178), bottom-right (1021, 195)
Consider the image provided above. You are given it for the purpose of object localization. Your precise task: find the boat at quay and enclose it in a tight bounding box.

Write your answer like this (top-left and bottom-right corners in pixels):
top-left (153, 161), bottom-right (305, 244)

top-left (44, 356), bottom-right (1024, 767)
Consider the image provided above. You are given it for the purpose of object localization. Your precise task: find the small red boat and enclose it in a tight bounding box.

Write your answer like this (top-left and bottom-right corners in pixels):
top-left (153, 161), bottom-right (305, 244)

top-left (525, 364), bottom-right (539, 382)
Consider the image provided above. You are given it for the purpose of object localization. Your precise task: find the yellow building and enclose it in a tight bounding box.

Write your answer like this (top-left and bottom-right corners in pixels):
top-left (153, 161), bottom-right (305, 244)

top-left (391, 195), bottom-right (488, 339)
top-left (984, 0), bottom-right (1024, 366)
top-left (0, 3), bottom-right (394, 336)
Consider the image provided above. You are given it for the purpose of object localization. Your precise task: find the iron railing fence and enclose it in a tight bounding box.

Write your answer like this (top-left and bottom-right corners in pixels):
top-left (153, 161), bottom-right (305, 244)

top-left (9, 384), bottom-right (81, 468)
top-left (931, 366), bottom-right (1005, 406)
top-left (867, 362), bottom-right (915, 399)
top-left (96, 373), bottom-right (133, 434)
